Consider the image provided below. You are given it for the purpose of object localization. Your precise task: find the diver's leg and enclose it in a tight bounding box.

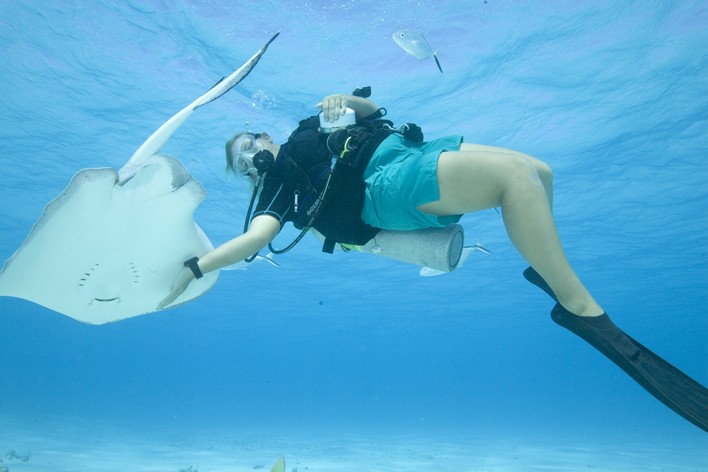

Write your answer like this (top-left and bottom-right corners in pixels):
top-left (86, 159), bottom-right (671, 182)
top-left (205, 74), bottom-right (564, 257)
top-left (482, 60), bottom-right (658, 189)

top-left (459, 144), bottom-right (554, 208)
top-left (420, 149), bottom-right (708, 430)
top-left (418, 148), bottom-right (602, 316)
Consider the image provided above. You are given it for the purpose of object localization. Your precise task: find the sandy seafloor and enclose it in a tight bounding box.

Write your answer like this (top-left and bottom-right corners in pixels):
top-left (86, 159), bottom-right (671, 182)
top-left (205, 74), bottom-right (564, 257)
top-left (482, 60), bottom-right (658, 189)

top-left (2, 415), bottom-right (707, 471)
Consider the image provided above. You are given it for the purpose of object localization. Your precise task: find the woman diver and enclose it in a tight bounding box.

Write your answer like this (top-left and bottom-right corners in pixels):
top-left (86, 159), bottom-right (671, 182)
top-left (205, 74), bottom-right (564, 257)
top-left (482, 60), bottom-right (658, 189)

top-left (158, 91), bottom-right (707, 432)
top-left (161, 92), bottom-right (600, 316)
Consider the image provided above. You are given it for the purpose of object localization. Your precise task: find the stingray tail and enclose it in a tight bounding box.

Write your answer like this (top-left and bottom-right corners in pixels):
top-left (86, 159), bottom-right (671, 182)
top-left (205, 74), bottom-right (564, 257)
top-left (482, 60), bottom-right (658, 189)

top-left (118, 33), bottom-right (279, 184)
top-left (196, 31), bottom-right (280, 108)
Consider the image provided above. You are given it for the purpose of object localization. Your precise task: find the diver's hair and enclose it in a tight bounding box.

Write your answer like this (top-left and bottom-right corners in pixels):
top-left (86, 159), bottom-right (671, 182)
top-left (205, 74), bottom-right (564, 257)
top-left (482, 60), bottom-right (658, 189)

top-left (224, 131), bottom-right (252, 176)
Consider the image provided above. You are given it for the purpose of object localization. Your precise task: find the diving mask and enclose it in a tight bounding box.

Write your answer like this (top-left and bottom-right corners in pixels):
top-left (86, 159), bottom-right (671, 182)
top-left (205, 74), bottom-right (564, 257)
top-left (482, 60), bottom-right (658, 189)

top-left (232, 133), bottom-right (263, 176)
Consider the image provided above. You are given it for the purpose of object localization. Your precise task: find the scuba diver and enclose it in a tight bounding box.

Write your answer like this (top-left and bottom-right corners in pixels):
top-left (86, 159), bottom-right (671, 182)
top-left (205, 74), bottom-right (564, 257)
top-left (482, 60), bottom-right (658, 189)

top-left (158, 89), bottom-right (708, 432)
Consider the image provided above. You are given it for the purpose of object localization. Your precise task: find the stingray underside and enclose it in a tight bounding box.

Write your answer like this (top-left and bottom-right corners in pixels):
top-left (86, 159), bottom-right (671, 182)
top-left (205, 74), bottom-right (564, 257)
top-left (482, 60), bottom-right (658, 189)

top-left (0, 155), bottom-right (218, 324)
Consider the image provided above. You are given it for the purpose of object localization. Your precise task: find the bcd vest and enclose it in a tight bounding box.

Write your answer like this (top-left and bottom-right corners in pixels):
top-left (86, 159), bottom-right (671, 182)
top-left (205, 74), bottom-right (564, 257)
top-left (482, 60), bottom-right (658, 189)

top-left (281, 114), bottom-right (395, 252)
top-left (271, 110), bottom-right (424, 253)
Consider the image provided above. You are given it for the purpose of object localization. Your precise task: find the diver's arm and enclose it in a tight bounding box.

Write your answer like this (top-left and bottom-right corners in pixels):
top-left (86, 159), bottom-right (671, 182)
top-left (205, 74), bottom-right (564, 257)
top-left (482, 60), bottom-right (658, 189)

top-left (347, 95), bottom-right (381, 119)
top-left (157, 215), bottom-right (279, 310)
top-left (317, 94), bottom-right (380, 121)
top-left (199, 215), bottom-right (280, 273)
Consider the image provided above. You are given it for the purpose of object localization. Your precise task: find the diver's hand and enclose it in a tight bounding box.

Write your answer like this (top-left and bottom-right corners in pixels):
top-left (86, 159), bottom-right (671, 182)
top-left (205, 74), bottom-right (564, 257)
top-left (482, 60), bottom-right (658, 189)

top-left (157, 267), bottom-right (195, 311)
top-left (315, 94), bottom-right (348, 122)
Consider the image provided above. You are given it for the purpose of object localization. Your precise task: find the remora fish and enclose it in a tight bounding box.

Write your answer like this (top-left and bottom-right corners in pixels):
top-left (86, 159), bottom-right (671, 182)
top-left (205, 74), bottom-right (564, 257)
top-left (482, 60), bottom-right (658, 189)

top-left (392, 30), bottom-right (443, 73)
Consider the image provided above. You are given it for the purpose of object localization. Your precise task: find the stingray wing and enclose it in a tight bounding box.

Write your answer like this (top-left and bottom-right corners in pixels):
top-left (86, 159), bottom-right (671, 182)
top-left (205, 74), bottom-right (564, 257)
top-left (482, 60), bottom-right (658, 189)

top-left (0, 34), bottom-right (281, 324)
top-left (0, 155), bottom-right (217, 325)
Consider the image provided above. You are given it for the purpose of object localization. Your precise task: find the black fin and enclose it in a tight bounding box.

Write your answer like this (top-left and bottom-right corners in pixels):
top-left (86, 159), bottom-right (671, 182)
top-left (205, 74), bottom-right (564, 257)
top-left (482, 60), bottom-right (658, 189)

top-left (523, 266), bottom-right (557, 301)
top-left (524, 266), bottom-right (708, 431)
top-left (552, 303), bottom-right (708, 432)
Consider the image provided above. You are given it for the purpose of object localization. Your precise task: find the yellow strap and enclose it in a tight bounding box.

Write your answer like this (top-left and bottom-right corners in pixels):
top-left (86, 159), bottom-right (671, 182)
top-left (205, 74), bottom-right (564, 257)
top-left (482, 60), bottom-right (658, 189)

top-left (339, 136), bottom-right (353, 160)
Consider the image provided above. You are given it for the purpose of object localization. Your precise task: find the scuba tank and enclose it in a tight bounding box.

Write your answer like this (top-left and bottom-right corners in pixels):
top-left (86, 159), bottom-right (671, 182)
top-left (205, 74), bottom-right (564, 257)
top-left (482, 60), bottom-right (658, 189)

top-left (312, 224), bottom-right (466, 273)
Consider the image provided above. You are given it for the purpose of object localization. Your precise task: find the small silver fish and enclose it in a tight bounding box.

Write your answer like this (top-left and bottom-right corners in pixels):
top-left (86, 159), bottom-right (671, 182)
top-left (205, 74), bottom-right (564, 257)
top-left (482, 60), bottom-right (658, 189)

top-left (392, 30), bottom-right (443, 73)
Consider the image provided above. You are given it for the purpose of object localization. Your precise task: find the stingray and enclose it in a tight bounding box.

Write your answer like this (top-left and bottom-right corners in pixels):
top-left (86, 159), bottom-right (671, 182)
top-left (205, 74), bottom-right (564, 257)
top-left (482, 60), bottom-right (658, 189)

top-left (0, 33), bottom-right (279, 325)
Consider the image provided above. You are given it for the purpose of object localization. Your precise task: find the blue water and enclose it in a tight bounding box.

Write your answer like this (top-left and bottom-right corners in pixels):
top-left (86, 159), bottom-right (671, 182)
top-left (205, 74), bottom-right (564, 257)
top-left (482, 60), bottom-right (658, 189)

top-left (1, 0), bottom-right (707, 469)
